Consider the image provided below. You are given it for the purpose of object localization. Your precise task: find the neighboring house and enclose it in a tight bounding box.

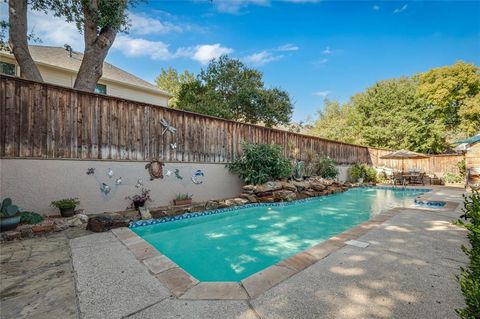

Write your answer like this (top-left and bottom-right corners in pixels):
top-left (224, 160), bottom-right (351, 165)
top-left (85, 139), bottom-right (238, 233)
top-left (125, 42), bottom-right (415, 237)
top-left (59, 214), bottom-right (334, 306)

top-left (0, 45), bottom-right (172, 107)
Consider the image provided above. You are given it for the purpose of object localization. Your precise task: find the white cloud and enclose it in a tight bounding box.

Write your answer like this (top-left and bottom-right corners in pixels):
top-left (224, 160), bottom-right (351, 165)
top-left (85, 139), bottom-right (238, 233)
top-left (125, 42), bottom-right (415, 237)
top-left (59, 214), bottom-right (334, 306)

top-left (112, 35), bottom-right (175, 60)
top-left (313, 90), bottom-right (331, 97)
top-left (317, 58), bottom-right (329, 64)
top-left (372, 5), bottom-right (380, 11)
top-left (128, 12), bottom-right (183, 35)
top-left (189, 44), bottom-right (234, 64)
top-left (322, 46), bottom-right (332, 55)
top-left (213, 0), bottom-right (269, 13)
top-left (243, 51), bottom-right (283, 66)
top-left (393, 4), bottom-right (408, 13)
top-left (277, 43), bottom-right (299, 51)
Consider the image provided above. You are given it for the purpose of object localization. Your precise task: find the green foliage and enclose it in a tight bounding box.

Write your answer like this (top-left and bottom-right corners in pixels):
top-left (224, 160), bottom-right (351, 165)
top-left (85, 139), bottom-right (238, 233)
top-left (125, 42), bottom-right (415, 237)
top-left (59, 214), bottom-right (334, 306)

top-left (177, 56), bottom-right (293, 127)
top-left (416, 61), bottom-right (480, 138)
top-left (50, 198), bottom-right (80, 209)
top-left (349, 163), bottom-right (377, 183)
top-left (309, 62), bottom-right (480, 154)
top-left (175, 193), bottom-right (192, 200)
top-left (0, 198), bottom-right (19, 218)
top-left (33, 0), bottom-right (137, 34)
top-left (20, 211), bottom-right (44, 224)
top-left (455, 191), bottom-right (480, 319)
top-left (155, 67), bottom-right (195, 108)
top-left (458, 159), bottom-right (467, 177)
top-left (228, 142), bottom-right (292, 184)
top-left (444, 172), bottom-right (464, 184)
top-left (313, 156), bottom-right (339, 179)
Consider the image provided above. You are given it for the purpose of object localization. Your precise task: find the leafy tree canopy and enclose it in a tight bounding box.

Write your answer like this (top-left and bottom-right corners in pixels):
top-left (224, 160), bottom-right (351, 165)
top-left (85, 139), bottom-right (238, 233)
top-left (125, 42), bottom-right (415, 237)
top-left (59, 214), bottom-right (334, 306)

top-left (309, 61), bottom-right (479, 154)
top-left (176, 55), bottom-right (293, 127)
top-left (155, 67), bottom-right (195, 108)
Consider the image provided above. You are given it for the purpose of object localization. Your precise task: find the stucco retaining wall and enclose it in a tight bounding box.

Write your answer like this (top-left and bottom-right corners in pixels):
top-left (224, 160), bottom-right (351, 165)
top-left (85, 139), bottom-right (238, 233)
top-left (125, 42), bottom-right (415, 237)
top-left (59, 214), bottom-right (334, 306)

top-left (0, 159), bottom-right (244, 215)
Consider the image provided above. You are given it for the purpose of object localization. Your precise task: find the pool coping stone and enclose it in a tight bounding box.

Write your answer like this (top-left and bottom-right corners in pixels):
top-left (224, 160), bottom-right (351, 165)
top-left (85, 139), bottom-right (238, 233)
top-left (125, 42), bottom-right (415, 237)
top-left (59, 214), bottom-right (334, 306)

top-left (111, 187), bottom-right (462, 301)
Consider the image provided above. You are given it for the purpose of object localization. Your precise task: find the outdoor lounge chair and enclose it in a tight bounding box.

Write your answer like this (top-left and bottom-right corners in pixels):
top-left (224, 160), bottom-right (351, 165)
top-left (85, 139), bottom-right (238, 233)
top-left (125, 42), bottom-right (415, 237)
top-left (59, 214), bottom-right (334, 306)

top-left (409, 172), bottom-right (425, 185)
top-left (393, 172), bottom-right (404, 186)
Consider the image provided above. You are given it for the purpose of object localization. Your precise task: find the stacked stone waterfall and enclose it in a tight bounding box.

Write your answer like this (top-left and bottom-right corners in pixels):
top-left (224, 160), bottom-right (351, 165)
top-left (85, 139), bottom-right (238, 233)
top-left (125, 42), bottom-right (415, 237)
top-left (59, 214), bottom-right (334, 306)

top-left (239, 177), bottom-right (351, 203)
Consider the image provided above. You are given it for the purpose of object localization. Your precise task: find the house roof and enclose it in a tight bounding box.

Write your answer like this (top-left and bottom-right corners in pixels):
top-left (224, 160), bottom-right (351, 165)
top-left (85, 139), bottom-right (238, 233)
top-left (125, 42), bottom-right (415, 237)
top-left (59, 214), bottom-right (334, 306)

top-left (2, 45), bottom-right (172, 97)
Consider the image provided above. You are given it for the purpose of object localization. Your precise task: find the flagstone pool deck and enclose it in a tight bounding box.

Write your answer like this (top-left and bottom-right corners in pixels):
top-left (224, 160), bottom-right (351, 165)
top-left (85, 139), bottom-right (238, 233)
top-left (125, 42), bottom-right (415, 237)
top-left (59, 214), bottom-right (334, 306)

top-left (0, 186), bottom-right (470, 318)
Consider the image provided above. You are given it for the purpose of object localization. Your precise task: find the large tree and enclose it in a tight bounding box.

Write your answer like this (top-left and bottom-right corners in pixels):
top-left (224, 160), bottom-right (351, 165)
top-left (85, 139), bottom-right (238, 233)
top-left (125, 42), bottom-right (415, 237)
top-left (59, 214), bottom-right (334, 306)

top-left (155, 67), bottom-right (195, 108)
top-left (8, 0), bottom-right (43, 81)
top-left (6, 0), bottom-right (133, 92)
top-left (415, 61), bottom-right (480, 139)
top-left (177, 55), bottom-right (293, 126)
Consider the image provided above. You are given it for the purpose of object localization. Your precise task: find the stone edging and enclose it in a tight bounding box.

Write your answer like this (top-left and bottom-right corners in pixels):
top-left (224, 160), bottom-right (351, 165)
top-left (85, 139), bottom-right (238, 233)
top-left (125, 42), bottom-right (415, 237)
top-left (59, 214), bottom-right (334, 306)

top-left (129, 186), bottom-right (432, 229)
top-left (112, 206), bottom-right (410, 300)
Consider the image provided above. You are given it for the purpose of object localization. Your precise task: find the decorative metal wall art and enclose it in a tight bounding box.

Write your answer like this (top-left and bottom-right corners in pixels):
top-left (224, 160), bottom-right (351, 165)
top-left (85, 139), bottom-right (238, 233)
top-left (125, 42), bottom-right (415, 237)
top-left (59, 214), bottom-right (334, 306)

top-left (100, 183), bottom-right (111, 194)
top-left (107, 168), bottom-right (114, 178)
top-left (170, 143), bottom-right (177, 149)
top-left (160, 118), bottom-right (177, 135)
top-left (135, 179), bottom-right (144, 188)
top-left (145, 160), bottom-right (165, 180)
top-left (165, 169), bottom-right (172, 177)
top-left (86, 168), bottom-right (95, 175)
top-left (191, 169), bottom-right (205, 184)
top-left (174, 169), bottom-right (183, 180)
top-left (115, 177), bottom-right (123, 185)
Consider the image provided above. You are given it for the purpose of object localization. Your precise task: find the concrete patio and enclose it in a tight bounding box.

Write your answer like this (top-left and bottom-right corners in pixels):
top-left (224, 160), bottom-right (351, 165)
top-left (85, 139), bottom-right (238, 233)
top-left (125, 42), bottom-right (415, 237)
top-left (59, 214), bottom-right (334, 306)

top-left (0, 187), bottom-right (469, 319)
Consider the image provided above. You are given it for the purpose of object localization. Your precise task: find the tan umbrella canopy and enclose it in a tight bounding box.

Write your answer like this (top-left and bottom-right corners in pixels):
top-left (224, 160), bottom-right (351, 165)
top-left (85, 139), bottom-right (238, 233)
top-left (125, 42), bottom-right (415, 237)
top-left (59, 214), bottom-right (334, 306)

top-left (380, 149), bottom-right (429, 173)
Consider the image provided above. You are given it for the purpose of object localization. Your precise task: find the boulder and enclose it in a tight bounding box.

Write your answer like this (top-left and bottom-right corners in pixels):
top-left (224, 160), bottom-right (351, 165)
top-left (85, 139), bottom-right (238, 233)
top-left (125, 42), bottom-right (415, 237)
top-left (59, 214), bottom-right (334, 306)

top-left (292, 180), bottom-right (311, 190)
top-left (240, 193), bottom-right (257, 203)
top-left (254, 181), bottom-right (282, 193)
top-left (280, 181), bottom-right (297, 192)
top-left (139, 207), bottom-right (152, 220)
top-left (301, 190), bottom-right (316, 197)
top-left (273, 190), bottom-right (296, 202)
top-left (205, 200), bottom-right (220, 210)
top-left (242, 185), bottom-right (256, 192)
top-left (86, 213), bottom-right (130, 232)
top-left (257, 196), bottom-right (275, 203)
top-left (310, 182), bottom-right (326, 191)
top-left (233, 198), bottom-right (249, 206)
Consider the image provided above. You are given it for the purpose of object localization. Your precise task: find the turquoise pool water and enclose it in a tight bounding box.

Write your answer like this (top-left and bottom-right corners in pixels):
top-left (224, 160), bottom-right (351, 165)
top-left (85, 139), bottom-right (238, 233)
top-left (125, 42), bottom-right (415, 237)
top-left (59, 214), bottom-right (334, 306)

top-left (132, 187), bottom-right (427, 282)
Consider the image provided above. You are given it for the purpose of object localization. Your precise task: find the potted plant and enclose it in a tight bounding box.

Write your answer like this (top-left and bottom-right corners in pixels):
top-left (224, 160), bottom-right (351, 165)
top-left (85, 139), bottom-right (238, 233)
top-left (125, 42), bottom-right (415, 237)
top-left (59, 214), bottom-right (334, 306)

top-left (50, 198), bottom-right (80, 217)
top-left (126, 188), bottom-right (151, 209)
top-left (174, 193), bottom-right (193, 206)
top-left (0, 198), bottom-right (21, 231)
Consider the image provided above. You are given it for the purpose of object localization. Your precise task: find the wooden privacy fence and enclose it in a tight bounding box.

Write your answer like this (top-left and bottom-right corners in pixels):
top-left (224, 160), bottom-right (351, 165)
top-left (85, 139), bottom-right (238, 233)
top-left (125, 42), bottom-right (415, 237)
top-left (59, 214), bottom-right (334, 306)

top-left (0, 75), bottom-right (371, 164)
top-left (369, 148), bottom-right (463, 176)
top-left (0, 75), bottom-right (465, 174)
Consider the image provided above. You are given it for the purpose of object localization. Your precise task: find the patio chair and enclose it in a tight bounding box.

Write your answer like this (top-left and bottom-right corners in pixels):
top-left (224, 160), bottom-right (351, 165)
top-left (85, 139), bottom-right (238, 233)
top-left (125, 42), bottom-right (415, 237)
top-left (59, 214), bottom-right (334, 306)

top-left (393, 172), bottom-right (404, 186)
top-left (410, 172), bottom-right (425, 185)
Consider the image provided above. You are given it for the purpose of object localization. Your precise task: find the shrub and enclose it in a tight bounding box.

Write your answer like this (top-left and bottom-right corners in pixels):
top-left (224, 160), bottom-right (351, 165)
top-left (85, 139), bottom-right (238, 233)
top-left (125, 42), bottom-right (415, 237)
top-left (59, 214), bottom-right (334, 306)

top-left (455, 191), bottom-right (480, 319)
top-left (444, 172), bottom-right (464, 184)
top-left (20, 211), bottom-right (44, 224)
top-left (313, 156), bottom-right (339, 179)
top-left (349, 163), bottom-right (377, 182)
top-left (228, 142), bottom-right (292, 184)
top-left (175, 193), bottom-right (192, 200)
top-left (50, 198), bottom-right (80, 209)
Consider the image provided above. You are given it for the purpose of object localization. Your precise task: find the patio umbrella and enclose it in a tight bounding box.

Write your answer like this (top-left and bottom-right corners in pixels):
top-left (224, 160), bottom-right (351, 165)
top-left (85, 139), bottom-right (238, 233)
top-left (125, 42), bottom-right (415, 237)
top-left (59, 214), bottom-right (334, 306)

top-left (380, 149), bottom-right (429, 173)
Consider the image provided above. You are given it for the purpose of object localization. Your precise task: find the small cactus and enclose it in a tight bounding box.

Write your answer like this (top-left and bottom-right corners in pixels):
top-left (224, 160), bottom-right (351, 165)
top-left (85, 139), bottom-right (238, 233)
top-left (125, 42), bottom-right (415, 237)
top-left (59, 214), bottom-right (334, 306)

top-left (1, 198), bottom-right (20, 217)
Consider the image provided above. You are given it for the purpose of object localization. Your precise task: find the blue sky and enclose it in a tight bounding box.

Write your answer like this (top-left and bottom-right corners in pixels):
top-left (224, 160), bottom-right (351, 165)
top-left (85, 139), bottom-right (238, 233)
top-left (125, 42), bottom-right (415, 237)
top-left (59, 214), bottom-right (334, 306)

top-left (3, 0), bottom-right (480, 122)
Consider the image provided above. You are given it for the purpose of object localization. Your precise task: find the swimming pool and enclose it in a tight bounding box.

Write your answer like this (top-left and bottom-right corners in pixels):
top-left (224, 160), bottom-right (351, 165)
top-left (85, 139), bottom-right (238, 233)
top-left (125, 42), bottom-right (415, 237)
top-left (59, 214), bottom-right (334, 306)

top-left (132, 187), bottom-right (428, 282)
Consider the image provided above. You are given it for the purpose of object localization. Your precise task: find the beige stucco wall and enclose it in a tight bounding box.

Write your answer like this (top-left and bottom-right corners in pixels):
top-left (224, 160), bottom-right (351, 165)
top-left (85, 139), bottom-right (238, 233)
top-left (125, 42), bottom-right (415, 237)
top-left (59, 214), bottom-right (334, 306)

top-left (0, 159), bottom-right (243, 215)
top-left (0, 55), bottom-right (169, 107)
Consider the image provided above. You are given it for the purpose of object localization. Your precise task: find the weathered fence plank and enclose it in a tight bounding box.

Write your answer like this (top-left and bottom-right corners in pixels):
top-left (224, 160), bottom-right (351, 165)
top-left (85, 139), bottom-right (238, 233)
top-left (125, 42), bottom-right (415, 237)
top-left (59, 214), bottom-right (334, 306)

top-left (0, 76), bottom-right (462, 174)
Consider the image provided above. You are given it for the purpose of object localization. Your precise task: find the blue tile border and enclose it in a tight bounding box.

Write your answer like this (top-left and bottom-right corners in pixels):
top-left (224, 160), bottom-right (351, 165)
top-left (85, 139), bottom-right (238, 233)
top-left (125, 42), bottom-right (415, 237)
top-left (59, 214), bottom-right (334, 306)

top-left (414, 198), bottom-right (446, 208)
top-left (129, 186), bottom-right (431, 229)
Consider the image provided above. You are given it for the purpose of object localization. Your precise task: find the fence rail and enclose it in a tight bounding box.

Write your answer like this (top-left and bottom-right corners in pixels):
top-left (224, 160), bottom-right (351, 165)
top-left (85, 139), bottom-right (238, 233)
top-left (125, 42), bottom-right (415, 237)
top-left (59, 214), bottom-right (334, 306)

top-left (0, 75), bottom-right (464, 175)
top-left (0, 75), bottom-right (372, 164)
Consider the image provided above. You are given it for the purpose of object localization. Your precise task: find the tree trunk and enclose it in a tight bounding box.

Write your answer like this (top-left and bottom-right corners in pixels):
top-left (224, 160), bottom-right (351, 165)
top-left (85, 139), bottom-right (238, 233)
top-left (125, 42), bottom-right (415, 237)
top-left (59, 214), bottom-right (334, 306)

top-left (8, 0), bottom-right (43, 82)
top-left (73, 1), bottom-right (120, 92)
